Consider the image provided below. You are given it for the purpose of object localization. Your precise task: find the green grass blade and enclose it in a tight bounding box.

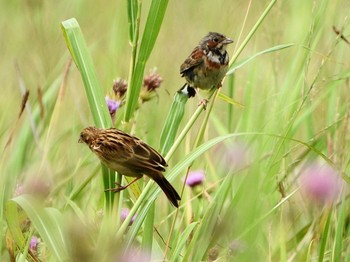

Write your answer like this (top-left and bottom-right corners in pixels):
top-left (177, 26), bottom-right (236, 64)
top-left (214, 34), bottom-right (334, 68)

top-left (218, 92), bottom-right (244, 108)
top-left (160, 91), bottom-right (188, 155)
top-left (171, 222), bottom-right (199, 260)
top-left (333, 201), bottom-right (345, 260)
top-left (5, 203), bottom-right (38, 262)
top-left (61, 18), bottom-right (111, 129)
top-left (183, 174), bottom-right (233, 261)
top-left (5, 202), bottom-right (26, 252)
top-left (319, 209), bottom-right (332, 262)
top-left (126, 0), bottom-right (141, 101)
top-left (126, 0), bottom-right (139, 43)
top-left (141, 203), bottom-right (155, 252)
top-left (227, 43), bottom-right (294, 75)
top-left (7, 196), bottom-right (69, 261)
top-left (61, 18), bottom-right (115, 208)
top-left (124, 0), bottom-right (169, 121)
top-left (229, 0), bottom-right (278, 65)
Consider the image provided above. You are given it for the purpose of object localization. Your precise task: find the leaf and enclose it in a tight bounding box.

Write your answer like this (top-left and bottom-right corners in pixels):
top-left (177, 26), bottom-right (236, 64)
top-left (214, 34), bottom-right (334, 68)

top-left (171, 222), bottom-right (199, 260)
top-left (126, 0), bottom-right (139, 43)
top-left (124, 0), bottom-right (169, 121)
top-left (218, 92), bottom-right (244, 108)
top-left (183, 174), bottom-right (233, 261)
top-left (61, 18), bottom-right (115, 207)
top-left (160, 91), bottom-right (189, 155)
top-left (61, 18), bottom-right (111, 129)
top-left (6, 195), bottom-right (69, 261)
top-left (227, 43), bottom-right (294, 75)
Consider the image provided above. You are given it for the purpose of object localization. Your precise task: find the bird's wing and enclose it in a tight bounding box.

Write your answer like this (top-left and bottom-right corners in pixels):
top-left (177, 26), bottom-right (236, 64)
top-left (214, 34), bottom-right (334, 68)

top-left (126, 137), bottom-right (167, 173)
top-left (180, 46), bottom-right (205, 74)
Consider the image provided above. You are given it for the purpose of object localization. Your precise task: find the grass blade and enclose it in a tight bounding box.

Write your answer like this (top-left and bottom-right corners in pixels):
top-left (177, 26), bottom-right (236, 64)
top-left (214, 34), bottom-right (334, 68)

top-left (160, 91), bottom-right (189, 155)
top-left (61, 18), bottom-right (111, 129)
top-left (7, 196), bottom-right (69, 261)
top-left (227, 43), bottom-right (294, 75)
top-left (61, 18), bottom-right (115, 208)
top-left (124, 0), bottom-right (169, 121)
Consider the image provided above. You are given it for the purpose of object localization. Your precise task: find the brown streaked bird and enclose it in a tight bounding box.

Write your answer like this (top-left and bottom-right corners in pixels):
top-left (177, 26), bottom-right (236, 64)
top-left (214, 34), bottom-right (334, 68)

top-left (179, 32), bottom-right (233, 102)
top-left (78, 126), bottom-right (181, 207)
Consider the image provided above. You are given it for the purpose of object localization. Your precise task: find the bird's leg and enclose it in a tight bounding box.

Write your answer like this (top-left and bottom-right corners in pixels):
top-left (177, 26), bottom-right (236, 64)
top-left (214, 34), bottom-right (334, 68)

top-left (196, 88), bottom-right (209, 110)
top-left (105, 177), bottom-right (141, 193)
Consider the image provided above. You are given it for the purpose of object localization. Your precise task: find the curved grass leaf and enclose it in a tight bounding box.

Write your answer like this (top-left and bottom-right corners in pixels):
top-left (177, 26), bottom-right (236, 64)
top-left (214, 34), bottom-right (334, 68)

top-left (227, 43), bottom-right (294, 75)
top-left (218, 92), bottom-right (244, 108)
top-left (6, 195), bottom-right (69, 261)
top-left (61, 18), bottom-right (115, 208)
top-left (171, 222), bottom-right (199, 261)
top-left (61, 18), bottom-right (111, 129)
top-left (229, 0), bottom-right (278, 65)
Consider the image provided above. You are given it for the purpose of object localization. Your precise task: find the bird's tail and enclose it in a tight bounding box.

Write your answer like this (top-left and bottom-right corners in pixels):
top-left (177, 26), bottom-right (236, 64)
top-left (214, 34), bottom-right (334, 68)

top-left (177, 83), bottom-right (196, 98)
top-left (153, 176), bottom-right (181, 208)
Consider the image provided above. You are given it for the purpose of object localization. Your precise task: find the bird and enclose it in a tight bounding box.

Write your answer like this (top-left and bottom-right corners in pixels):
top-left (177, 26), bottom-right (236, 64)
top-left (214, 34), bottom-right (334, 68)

top-left (179, 32), bottom-right (233, 105)
top-left (78, 126), bottom-right (181, 207)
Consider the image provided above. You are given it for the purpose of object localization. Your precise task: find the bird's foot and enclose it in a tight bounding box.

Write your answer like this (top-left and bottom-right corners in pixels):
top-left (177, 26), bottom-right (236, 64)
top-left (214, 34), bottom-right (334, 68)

top-left (198, 98), bottom-right (209, 110)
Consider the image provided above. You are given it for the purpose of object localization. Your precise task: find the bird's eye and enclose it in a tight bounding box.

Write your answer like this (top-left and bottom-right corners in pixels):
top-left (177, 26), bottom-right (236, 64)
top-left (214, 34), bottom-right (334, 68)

top-left (213, 37), bottom-right (219, 42)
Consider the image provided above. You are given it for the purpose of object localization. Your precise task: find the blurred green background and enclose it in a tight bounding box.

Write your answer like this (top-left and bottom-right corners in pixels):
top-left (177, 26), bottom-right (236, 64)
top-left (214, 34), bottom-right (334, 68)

top-left (1, 0), bottom-right (350, 261)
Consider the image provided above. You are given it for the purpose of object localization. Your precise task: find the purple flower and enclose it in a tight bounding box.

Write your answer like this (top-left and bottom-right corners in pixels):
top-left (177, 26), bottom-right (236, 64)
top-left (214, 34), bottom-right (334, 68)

top-left (105, 96), bottom-right (121, 115)
top-left (299, 162), bottom-right (342, 204)
top-left (185, 170), bottom-right (205, 187)
top-left (120, 208), bottom-right (136, 225)
top-left (30, 236), bottom-right (40, 252)
top-left (213, 142), bottom-right (250, 173)
top-left (117, 247), bottom-right (151, 262)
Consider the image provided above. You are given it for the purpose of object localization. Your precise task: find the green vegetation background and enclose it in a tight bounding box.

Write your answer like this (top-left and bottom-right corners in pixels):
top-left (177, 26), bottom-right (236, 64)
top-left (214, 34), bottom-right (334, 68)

top-left (1, 0), bottom-right (350, 261)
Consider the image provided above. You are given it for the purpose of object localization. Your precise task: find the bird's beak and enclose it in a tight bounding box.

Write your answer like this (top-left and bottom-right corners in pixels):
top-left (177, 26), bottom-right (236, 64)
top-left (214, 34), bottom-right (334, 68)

top-left (223, 38), bottom-right (233, 45)
top-left (78, 137), bottom-right (83, 143)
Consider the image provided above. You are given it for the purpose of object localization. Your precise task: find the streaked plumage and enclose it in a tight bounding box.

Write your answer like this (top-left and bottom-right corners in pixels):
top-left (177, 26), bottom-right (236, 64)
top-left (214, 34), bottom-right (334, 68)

top-left (79, 126), bottom-right (181, 207)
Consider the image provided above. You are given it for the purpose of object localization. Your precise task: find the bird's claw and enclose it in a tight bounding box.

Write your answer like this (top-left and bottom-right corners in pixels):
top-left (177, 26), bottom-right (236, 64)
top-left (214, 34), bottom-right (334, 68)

top-left (105, 185), bottom-right (127, 193)
top-left (198, 99), bottom-right (209, 110)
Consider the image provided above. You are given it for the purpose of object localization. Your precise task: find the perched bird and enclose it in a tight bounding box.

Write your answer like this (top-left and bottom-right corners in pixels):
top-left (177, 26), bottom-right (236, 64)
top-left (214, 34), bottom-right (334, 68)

top-left (79, 126), bottom-right (181, 207)
top-left (179, 32), bottom-right (233, 103)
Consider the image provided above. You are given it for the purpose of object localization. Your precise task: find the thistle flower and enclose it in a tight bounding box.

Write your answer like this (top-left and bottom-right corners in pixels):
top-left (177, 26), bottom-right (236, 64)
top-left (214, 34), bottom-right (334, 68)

top-left (113, 78), bottom-right (128, 99)
top-left (30, 236), bottom-right (40, 253)
top-left (185, 170), bottom-right (205, 187)
top-left (299, 162), bottom-right (342, 205)
top-left (105, 96), bottom-right (121, 115)
top-left (143, 69), bottom-right (163, 92)
top-left (140, 68), bottom-right (163, 103)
